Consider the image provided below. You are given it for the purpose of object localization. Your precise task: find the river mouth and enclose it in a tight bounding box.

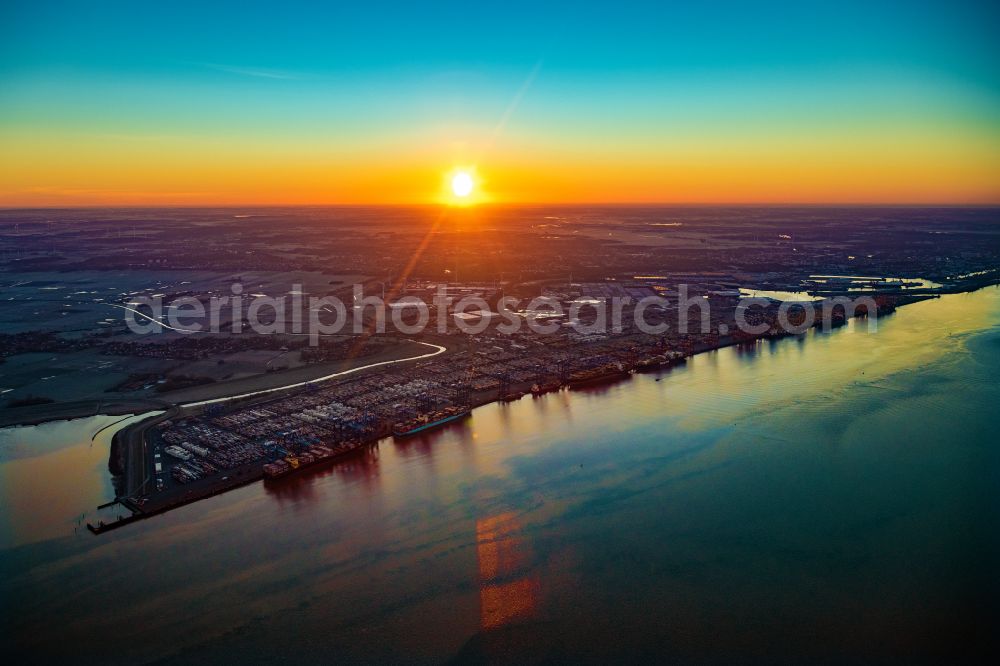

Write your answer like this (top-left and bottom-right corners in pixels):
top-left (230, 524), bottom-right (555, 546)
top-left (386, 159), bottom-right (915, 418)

top-left (2, 286), bottom-right (999, 662)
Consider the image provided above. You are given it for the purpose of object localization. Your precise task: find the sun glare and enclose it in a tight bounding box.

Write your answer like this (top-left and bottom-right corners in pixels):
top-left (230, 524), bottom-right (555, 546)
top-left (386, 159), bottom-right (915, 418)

top-left (451, 171), bottom-right (474, 198)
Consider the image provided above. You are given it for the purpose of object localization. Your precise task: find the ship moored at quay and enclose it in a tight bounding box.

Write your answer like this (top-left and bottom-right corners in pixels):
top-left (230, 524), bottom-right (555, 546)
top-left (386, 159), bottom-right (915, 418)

top-left (567, 363), bottom-right (632, 389)
top-left (633, 351), bottom-right (687, 373)
top-left (263, 439), bottom-right (369, 480)
top-left (391, 406), bottom-right (471, 438)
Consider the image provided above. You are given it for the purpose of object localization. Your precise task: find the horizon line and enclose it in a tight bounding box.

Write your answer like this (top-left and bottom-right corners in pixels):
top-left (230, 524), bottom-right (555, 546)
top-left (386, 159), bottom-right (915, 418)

top-left (2, 201), bottom-right (1000, 210)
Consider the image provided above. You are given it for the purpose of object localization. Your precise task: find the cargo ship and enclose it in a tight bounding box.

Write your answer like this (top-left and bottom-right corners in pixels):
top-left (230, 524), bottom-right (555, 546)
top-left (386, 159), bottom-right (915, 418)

top-left (567, 363), bottom-right (631, 389)
top-left (633, 352), bottom-right (687, 373)
top-left (633, 357), bottom-right (662, 372)
top-left (530, 381), bottom-right (562, 396)
top-left (393, 407), bottom-right (471, 438)
top-left (263, 440), bottom-right (365, 480)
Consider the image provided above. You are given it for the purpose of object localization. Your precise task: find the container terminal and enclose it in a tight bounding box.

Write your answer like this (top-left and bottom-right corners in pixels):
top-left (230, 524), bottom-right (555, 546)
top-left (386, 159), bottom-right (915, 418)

top-left (87, 286), bottom-right (913, 534)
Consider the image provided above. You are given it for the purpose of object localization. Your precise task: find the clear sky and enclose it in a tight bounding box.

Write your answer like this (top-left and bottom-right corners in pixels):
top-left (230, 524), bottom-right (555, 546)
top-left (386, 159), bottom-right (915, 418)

top-left (1, 0), bottom-right (999, 205)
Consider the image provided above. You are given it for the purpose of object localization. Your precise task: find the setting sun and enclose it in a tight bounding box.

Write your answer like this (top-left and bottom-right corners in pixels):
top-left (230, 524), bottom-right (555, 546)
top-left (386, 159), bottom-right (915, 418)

top-left (442, 167), bottom-right (485, 205)
top-left (451, 171), bottom-right (474, 198)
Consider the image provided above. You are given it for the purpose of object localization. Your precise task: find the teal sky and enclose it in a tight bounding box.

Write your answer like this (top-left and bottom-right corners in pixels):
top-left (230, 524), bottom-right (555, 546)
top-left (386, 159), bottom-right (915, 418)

top-left (3, 1), bottom-right (998, 81)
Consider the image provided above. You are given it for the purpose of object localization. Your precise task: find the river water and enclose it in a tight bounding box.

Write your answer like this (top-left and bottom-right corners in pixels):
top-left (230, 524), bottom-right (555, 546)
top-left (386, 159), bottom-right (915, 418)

top-left (2, 288), bottom-right (998, 663)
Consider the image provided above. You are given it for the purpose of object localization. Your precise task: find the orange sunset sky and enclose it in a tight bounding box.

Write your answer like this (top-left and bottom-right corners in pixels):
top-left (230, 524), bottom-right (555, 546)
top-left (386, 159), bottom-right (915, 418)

top-left (2, 1), bottom-right (999, 206)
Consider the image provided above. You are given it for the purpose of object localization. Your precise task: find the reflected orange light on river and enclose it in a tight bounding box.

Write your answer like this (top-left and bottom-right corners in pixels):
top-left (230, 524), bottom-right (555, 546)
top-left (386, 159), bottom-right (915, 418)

top-left (476, 512), bottom-right (539, 630)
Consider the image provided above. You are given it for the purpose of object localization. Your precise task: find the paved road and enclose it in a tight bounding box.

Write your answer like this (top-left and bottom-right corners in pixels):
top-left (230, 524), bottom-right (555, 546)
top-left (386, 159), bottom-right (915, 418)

top-left (182, 339), bottom-right (447, 408)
